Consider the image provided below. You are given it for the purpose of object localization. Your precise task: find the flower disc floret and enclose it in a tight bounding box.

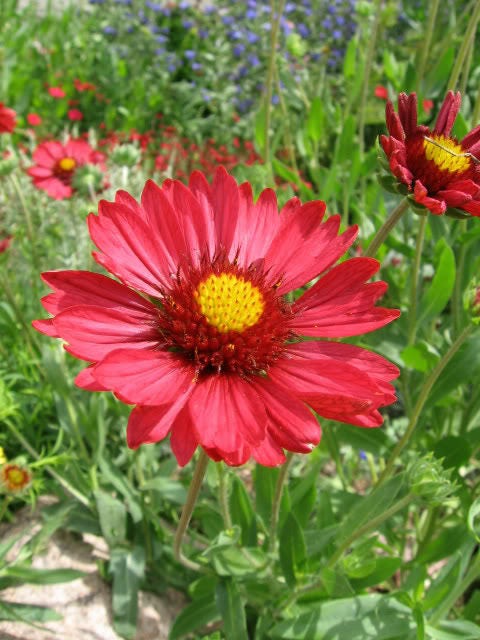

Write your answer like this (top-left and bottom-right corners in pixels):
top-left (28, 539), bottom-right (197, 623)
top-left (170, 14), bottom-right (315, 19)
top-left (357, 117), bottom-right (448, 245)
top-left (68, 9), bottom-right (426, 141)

top-left (0, 463), bottom-right (32, 494)
top-left (33, 168), bottom-right (400, 468)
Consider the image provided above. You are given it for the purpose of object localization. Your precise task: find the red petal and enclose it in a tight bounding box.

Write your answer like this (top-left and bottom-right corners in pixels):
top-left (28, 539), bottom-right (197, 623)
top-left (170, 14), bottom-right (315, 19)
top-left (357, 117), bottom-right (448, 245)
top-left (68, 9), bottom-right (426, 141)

top-left (434, 91), bottom-right (461, 137)
top-left (170, 406), bottom-right (199, 466)
top-left (126, 398), bottom-right (191, 449)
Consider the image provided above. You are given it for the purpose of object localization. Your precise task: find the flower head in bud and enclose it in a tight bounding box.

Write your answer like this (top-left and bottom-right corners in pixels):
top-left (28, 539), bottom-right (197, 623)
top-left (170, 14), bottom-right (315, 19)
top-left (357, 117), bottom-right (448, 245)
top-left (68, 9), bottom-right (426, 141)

top-left (286, 33), bottom-right (307, 58)
top-left (72, 164), bottom-right (105, 196)
top-left (408, 453), bottom-right (458, 506)
top-left (110, 144), bottom-right (141, 168)
top-left (464, 281), bottom-right (480, 324)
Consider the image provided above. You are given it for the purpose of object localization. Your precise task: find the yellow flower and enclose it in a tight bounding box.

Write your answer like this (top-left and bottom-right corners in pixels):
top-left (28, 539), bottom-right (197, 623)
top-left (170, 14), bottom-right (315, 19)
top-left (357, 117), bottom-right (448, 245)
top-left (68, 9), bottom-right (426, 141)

top-left (0, 463), bottom-right (32, 494)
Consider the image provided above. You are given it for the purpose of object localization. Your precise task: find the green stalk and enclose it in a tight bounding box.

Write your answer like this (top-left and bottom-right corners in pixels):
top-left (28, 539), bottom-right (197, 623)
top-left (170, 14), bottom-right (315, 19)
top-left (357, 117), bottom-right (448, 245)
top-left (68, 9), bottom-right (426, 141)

top-left (452, 220), bottom-right (467, 335)
top-left (218, 463), bottom-right (233, 529)
top-left (9, 174), bottom-right (41, 286)
top-left (447, 1), bottom-right (480, 91)
top-left (323, 427), bottom-right (348, 490)
top-left (416, 0), bottom-right (440, 93)
top-left (364, 198), bottom-right (409, 258)
top-left (283, 493), bottom-right (415, 608)
top-left (263, 0), bottom-right (286, 178)
top-left (407, 215), bottom-right (427, 345)
top-left (472, 87), bottom-right (480, 125)
top-left (376, 325), bottom-right (474, 486)
top-left (173, 449), bottom-right (209, 572)
top-left (430, 549), bottom-right (480, 625)
top-left (268, 452), bottom-right (294, 554)
top-left (357, 0), bottom-right (383, 157)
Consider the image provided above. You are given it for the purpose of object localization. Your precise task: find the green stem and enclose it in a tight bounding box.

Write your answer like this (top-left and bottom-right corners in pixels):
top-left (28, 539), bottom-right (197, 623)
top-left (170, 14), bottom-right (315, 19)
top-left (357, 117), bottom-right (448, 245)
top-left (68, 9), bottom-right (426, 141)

top-left (218, 463), bottom-right (233, 529)
top-left (416, 0), bottom-right (440, 93)
top-left (0, 271), bottom-right (40, 357)
top-left (283, 493), bottom-right (415, 608)
top-left (174, 449), bottom-right (209, 572)
top-left (430, 548), bottom-right (480, 625)
top-left (447, 1), bottom-right (480, 91)
top-left (376, 325), bottom-right (474, 486)
top-left (472, 86), bottom-right (480, 125)
top-left (452, 221), bottom-right (467, 335)
top-left (5, 419), bottom-right (91, 507)
top-left (364, 198), bottom-right (409, 258)
top-left (407, 215), bottom-right (427, 345)
top-left (9, 174), bottom-right (41, 284)
top-left (323, 427), bottom-right (348, 490)
top-left (357, 0), bottom-right (383, 158)
top-left (274, 64), bottom-right (298, 175)
top-left (0, 497), bottom-right (12, 522)
top-left (263, 0), bottom-right (286, 178)
top-left (268, 452), bottom-right (294, 554)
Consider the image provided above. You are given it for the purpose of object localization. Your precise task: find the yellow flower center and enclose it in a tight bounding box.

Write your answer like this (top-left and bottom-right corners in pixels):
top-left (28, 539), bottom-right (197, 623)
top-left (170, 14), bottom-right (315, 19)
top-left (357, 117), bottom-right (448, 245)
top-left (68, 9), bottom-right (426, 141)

top-left (0, 447), bottom-right (6, 465)
top-left (7, 468), bottom-right (24, 486)
top-left (423, 135), bottom-right (470, 173)
top-left (58, 157), bottom-right (76, 172)
top-left (194, 273), bottom-right (265, 333)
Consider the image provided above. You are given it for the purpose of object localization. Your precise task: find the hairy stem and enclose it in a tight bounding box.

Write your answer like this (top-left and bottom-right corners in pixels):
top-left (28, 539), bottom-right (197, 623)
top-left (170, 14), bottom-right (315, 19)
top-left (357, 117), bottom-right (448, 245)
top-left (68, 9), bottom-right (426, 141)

top-left (364, 198), bottom-right (409, 258)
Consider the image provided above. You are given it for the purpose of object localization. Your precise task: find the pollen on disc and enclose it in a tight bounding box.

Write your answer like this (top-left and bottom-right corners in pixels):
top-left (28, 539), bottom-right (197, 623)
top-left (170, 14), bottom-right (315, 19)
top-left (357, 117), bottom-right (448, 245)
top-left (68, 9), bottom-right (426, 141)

top-left (194, 273), bottom-right (265, 333)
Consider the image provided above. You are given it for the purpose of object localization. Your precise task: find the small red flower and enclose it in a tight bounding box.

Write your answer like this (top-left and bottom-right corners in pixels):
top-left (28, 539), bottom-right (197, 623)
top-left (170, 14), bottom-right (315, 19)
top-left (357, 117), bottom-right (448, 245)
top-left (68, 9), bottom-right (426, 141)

top-left (48, 86), bottom-right (66, 99)
top-left (0, 463), bottom-right (32, 493)
top-left (0, 103), bottom-right (17, 133)
top-left (74, 78), bottom-right (96, 92)
top-left (381, 91), bottom-right (480, 216)
top-left (0, 236), bottom-right (12, 253)
top-left (68, 109), bottom-right (84, 121)
top-left (27, 113), bottom-right (42, 126)
top-left (34, 168), bottom-right (400, 467)
top-left (422, 99), bottom-right (434, 114)
top-left (27, 138), bottom-right (104, 200)
top-left (374, 85), bottom-right (389, 100)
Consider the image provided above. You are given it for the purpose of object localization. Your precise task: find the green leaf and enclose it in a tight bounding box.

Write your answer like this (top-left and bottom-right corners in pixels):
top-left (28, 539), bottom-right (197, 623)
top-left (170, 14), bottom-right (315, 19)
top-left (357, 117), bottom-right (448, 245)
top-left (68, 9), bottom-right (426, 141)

top-left (418, 239), bottom-right (455, 326)
top-left (229, 474), bottom-right (257, 546)
top-left (0, 599), bottom-right (62, 623)
top-left (343, 36), bottom-right (357, 79)
top-left (169, 595), bottom-right (220, 640)
top-left (401, 343), bottom-right (439, 373)
top-left (467, 497), bottom-right (480, 542)
top-left (350, 557), bottom-right (402, 590)
top-left (425, 619), bottom-right (480, 639)
top-left (433, 436), bottom-right (472, 470)
top-left (304, 524), bottom-right (340, 559)
top-left (337, 474), bottom-right (406, 542)
top-left (269, 594), bottom-right (414, 639)
top-left (306, 97), bottom-right (325, 143)
top-left (211, 546), bottom-right (267, 578)
top-left (279, 512), bottom-right (306, 587)
top-left (337, 115), bottom-right (356, 164)
top-left (94, 489), bottom-right (128, 547)
top-left (215, 578), bottom-right (248, 640)
top-left (254, 466), bottom-right (278, 525)
top-left (141, 477), bottom-right (187, 504)
top-left (99, 458), bottom-right (143, 523)
top-left (254, 105), bottom-right (266, 154)
top-left (1, 567), bottom-right (84, 586)
top-left (109, 546), bottom-right (145, 640)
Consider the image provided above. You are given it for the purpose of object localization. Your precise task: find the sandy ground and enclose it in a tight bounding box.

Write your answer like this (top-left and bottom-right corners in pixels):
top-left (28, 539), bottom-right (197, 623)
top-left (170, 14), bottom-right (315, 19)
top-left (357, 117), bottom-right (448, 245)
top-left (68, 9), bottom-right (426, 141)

top-left (0, 500), bottom-right (185, 640)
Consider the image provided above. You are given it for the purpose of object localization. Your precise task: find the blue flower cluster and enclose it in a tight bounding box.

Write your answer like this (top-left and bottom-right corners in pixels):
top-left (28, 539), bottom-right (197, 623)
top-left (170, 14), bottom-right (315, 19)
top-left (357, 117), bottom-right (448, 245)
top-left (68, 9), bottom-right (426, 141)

top-left (88, 0), bottom-right (357, 117)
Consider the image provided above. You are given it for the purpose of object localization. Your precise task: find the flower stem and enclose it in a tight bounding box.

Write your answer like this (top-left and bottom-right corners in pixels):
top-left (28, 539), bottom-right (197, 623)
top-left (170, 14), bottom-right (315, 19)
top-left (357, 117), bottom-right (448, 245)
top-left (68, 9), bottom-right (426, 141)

top-left (174, 449), bottom-right (209, 572)
top-left (263, 0), bottom-right (286, 178)
top-left (364, 198), bottom-right (409, 258)
top-left (447, 0), bottom-right (480, 91)
top-left (430, 548), bottom-right (480, 625)
top-left (407, 215), bottom-right (427, 345)
top-left (268, 452), bottom-right (294, 554)
top-left (9, 174), bottom-right (41, 287)
top-left (376, 324), bottom-right (474, 487)
top-left (217, 463), bottom-right (232, 529)
top-left (453, 220), bottom-right (467, 335)
top-left (416, 0), bottom-right (440, 93)
top-left (357, 0), bottom-right (383, 158)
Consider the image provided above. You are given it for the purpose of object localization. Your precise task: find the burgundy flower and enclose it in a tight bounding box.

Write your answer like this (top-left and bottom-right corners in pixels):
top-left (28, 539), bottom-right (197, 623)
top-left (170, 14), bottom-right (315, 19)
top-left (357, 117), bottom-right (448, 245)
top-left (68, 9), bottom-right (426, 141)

top-left (380, 91), bottom-right (480, 216)
top-left (33, 168), bottom-right (400, 467)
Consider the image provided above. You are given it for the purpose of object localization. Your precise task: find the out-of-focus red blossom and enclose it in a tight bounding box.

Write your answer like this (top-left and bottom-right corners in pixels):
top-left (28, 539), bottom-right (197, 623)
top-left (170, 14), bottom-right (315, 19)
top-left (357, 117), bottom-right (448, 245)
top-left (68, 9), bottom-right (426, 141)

top-left (0, 103), bottom-right (17, 133)
top-left (423, 99), bottom-right (434, 114)
top-left (33, 167), bottom-right (400, 468)
top-left (48, 86), bottom-right (66, 99)
top-left (74, 78), bottom-right (96, 92)
top-left (68, 109), bottom-right (84, 121)
top-left (374, 85), bottom-right (389, 100)
top-left (381, 91), bottom-right (480, 216)
top-left (27, 113), bottom-right (42, 126)
top-left (27, 138), bottom-right (105, 200)
top-left (0, 236), bottom-right (13, 253)
top-left (68, 99), bottom-right (80, 107)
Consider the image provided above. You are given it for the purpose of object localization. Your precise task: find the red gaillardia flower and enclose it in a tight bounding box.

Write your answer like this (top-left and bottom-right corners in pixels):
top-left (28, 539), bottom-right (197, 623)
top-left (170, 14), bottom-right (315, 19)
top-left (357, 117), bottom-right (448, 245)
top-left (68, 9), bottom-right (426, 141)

top-left (27, 113), bottom-right (42, 126)
top-left (0, 236), bottom-right (12, 253)
top-left (0, 463), bottom-right (32, 494)
top-left (48, 86), bottom-right (66, 99)
top-left (68, 109), bottom-right (84, 121)
top-left (27, 138), bottom-right (104, 200)
top-left (374, 85), bottom-right (389, 100)
top-left (380, 91), bottom-right (480, 217)
top-left (33, 168), bottom-right (400, 467)
top-left (0, 103), bottom-right (17, 133)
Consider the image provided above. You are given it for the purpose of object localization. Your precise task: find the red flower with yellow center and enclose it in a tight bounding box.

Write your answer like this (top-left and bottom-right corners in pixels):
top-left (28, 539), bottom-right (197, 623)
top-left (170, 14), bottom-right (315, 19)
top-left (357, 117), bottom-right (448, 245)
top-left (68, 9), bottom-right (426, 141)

top-left (33, 168), bottom-right (400, 467)
top-left (27, 138), bottom-right (105, 200)
top-left (380, 91), bottom-right (480, 216)
top-left (0, 464), bottom-right (32, 493)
